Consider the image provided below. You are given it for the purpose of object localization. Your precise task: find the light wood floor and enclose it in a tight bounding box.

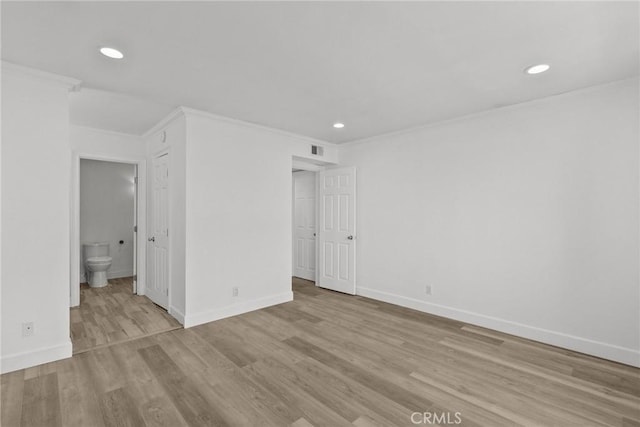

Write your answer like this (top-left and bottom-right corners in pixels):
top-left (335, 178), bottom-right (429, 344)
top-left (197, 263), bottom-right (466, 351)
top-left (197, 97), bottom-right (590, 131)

top-left (70, 277), bottom-right (182, 354)
top-left (2, 277), bottom-right (639, 426)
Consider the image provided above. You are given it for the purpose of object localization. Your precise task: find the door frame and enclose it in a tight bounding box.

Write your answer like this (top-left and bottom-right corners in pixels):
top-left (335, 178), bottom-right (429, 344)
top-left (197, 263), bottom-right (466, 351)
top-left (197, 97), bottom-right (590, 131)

top-left (70, 152), bottom-right (147, 307)
top-left (291, 158), bottom-right (356, 293)
top-left (291, 159), bottom-right (323, 285)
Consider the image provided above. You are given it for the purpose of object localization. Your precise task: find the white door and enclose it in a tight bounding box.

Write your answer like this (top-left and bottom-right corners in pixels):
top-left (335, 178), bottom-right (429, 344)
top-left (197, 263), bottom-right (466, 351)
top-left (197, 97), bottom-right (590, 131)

top-left (147, 153), bottom-right (169, 308)
top-left (132, 167), bottom-right (138, 294)
top-left (317, 167), bottom-right (356, 294)
top-left (293, 172), bottom-right (316, 281)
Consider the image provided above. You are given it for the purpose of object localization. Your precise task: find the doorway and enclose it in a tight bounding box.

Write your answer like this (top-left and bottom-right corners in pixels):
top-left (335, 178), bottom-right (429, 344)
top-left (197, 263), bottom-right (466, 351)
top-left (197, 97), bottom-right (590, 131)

top-left (70, 155), bottom-right (180, 354)
top-left (292, 170), bottom-right (317, 282)
top-left (291, 161), bottom-right (357, 295)
top-left (79, 159), bottom-right (136, 288)
top-left (71, 154), bottom-right (146, 307)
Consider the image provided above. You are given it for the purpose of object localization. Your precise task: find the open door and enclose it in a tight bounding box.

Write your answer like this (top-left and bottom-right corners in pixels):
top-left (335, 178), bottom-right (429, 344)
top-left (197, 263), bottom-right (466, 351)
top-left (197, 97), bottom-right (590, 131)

top-left (132, 165), bottom-right (138, 294)
top-left (317, 166), bottom-right (356, 294)
top-left (147, 153), bottom-right (170, 309)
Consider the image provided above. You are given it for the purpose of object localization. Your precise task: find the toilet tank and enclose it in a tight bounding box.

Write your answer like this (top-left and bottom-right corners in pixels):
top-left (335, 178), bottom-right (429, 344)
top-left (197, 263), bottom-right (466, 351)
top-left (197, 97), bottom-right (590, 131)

top-left (83, 242), bottom-right (109, 260)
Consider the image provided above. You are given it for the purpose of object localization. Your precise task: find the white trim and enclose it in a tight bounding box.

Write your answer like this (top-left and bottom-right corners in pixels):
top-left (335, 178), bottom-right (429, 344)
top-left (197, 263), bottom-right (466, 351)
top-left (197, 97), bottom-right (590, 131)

top-left (169, 306), bottom-right (185, 325)
top-left (341, 76), bottom-right (640, 148)
top-left (180, 106), bottom-right (334, 147)
top-left (357, 286), bottom-right (640, 368)
top-left (141, 107), bottom-right (186, 138)
top-left (183, 292), bottom-right (293, 328)
top-left (1, 340), bottom-right (72, 374)
top-left (292, 159), bottom-right (326, 172)
top-left (71, 152), bottom-right (147, 307)
top-left (80, 269), bottom-right (135, 283)
top-left (1, 61), bottom-right (81, 89)
top-left (107, 269), bottom-right (135, 280)
top-left (71, 124), bottom-right (143, 139)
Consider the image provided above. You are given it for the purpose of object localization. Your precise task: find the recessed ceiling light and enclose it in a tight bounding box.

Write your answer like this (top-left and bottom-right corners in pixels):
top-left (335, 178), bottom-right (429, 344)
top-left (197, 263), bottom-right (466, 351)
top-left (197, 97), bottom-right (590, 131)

top-left (100, 47), bottom-right (124, 59)
top-left (333, 122), bottom-right (345, 129)
top-left (525, 64), bottom-right (550, 75)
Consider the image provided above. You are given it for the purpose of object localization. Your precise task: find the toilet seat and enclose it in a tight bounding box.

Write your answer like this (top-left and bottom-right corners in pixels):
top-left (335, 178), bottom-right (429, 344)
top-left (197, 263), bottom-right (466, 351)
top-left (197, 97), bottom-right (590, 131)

top-left (87, 256), bottom-right (112, 265)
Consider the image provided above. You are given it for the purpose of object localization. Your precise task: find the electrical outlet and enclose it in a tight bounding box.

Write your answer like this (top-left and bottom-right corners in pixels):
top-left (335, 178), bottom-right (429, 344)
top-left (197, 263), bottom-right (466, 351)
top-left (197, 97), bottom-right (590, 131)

top-left (425, 285), bottom-right (432, 296)
top-left (232, 287), bottom-right (239, 297)
top-left (22, 322), bottom-right (34, 337)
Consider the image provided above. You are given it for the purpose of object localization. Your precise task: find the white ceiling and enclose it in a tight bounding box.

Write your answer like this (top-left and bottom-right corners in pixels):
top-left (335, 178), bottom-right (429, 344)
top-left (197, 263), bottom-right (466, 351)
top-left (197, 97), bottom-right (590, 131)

top-left (2, 1), bottom-right (638, 143)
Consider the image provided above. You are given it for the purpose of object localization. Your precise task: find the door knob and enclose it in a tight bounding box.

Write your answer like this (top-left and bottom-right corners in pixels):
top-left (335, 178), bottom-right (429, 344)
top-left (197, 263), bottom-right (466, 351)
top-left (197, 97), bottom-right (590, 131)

top-left (347, 235), bottom-right (354, 240)
top-left (148, 237), bottom-right (155, 242)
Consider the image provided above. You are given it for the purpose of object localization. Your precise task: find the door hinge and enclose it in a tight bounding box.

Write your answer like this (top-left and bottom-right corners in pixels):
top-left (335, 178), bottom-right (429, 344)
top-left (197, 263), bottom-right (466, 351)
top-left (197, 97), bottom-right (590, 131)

top-left (134, 225), bottom-right (137, 232)
top-left (133, 275), bottom-right (137, 281)
top-left (134, 177), bottom-right (138, 184)
top-left (166, 289), bottom-right (169, 296)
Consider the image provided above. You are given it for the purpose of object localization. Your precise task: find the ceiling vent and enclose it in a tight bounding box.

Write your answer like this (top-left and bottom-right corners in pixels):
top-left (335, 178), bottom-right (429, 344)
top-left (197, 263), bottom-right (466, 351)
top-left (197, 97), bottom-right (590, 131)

top-left (311, 145), bottom-right (324, 156)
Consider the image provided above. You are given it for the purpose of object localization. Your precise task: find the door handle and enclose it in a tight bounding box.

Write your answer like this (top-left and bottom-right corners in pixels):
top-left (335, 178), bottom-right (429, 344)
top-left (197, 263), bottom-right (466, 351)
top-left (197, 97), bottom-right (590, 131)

top-left (148, 237), bottom-right (155, 242)
top-left (347, 235), bottom-right (354, 240)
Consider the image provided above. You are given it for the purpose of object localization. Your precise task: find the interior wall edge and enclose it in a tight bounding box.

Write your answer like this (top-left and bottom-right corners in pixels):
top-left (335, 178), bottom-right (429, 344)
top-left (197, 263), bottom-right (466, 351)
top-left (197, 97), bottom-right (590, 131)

top-left (70, 124), bottom-right (143, 140)
top-left (106, 269), bottom-right (134, 280)
top-left (183, 291), bottom-right (293, 328)
top-left (340, 76), bottom-right (640, 148)
top-left (0, 340), bottom-right (72, 374)
top-left (168, 306), bottom-right (186, 326)
top-left (181, 106), bottom-right (334, 147)
top-left (357, 286), bottom-right (640, 368)
top-left (1, 60), bottom-right (81, 88)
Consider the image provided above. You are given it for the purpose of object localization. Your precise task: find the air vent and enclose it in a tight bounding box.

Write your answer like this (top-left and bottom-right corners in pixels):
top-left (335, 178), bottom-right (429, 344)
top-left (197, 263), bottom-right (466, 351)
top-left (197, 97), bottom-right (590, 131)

top-left (311, 145), bottom-right (324, 156)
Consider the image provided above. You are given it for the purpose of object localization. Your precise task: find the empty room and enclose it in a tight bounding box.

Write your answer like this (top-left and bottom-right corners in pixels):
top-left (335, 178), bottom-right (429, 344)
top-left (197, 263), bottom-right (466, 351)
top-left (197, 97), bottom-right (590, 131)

top-left (1, 1), bottom-right (639, 426)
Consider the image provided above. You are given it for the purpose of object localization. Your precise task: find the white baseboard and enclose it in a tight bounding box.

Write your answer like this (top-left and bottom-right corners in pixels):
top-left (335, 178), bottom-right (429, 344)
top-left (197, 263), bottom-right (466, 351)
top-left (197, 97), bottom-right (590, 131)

top-left (107, 269), bottom-right (134, 279)
top-left (357, 287), bottom-right (640, 368)
top-left (169, 305), bottom-right (185, 325)
top-left (184, 291), bottom-right (293, 328)
top-left (80, 269), bottom-right (134, 283)
top-left (1, 340), bottom-right (72, 374)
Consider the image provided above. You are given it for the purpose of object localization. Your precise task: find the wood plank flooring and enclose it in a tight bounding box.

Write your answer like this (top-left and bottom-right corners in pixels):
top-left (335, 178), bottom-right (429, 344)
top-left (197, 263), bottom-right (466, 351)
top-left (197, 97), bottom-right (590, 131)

top-left (2, 277), bottom-right (639, 426)
top-left (70, 277), bottom-right (182, 354)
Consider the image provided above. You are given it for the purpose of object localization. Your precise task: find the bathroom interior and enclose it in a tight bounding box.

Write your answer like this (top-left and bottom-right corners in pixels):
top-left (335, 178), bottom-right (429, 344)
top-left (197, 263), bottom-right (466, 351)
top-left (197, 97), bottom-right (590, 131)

top-left (72, 159), bottom-right (181, 353)
top-left (79, 159), bottom-right (136, 290)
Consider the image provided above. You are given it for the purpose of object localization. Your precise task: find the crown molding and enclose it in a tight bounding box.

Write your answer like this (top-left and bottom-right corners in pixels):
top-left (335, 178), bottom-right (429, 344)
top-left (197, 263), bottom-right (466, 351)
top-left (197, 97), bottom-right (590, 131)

top-left (341, 75), bottom-right (640, 148)
top-left (180, 106), bottom-right (334, 147)
top-left (141, 107), bottom-right (186, 139)
top-left (70, 124), bottom-right (143, 140)
top-left (1, 61), bottom-right (81, 89)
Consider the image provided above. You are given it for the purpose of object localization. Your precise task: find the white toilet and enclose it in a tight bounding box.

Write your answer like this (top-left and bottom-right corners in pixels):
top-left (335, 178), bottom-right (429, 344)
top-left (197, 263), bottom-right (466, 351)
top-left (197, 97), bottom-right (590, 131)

top-left (83, 242), bottom-right (112, 288)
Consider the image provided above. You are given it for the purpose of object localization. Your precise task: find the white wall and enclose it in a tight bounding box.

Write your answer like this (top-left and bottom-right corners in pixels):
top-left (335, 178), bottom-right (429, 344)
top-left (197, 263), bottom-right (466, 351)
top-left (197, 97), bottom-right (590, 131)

top-left (143, 108), bottom-right (337, 327)
top-left (181, 109), bottom-right (337, 327)
top-left (184, 115), bottom-right (290, 326)
top-left (1, 64), bottom-right (79, 373)
top-left (80, 159), bottom-right (136, 280)
top-left (340, 78), bottom-right (640, 366)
